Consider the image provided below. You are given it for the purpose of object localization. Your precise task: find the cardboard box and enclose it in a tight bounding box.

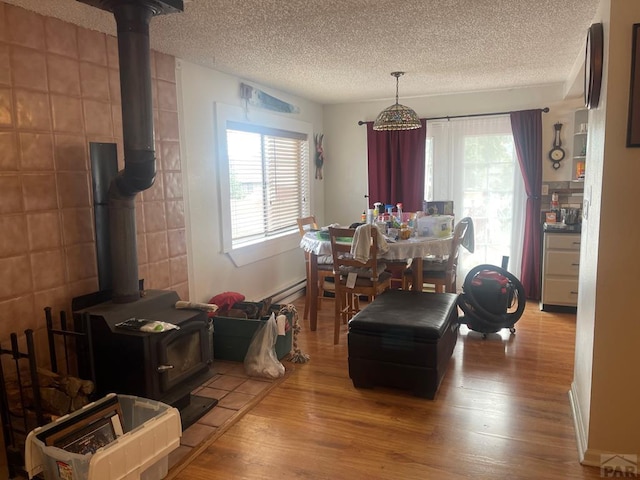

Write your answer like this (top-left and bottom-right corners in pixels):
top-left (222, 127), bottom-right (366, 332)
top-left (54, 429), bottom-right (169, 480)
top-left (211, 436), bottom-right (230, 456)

top-left (213, 305), bottom-right (293, 362)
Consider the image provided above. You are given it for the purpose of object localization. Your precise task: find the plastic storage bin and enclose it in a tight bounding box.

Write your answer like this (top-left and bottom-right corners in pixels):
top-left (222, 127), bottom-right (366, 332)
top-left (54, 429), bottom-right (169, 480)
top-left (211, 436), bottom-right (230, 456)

top-left (213, 306), bottom-right (293, 362)
top-left (25, 394), bottom-right (181, 480)
top-left (416, 215), bottom-right (454, 238)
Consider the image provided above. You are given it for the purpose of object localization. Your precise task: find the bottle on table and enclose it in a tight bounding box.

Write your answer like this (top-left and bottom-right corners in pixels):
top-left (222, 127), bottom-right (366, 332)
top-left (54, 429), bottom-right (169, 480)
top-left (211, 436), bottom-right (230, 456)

top-left (373, 202), bottom-right (383, 219)
top-left (550, 192), bottom-right (560, 223)
top-left (366, 209), bottom-right (375, 224)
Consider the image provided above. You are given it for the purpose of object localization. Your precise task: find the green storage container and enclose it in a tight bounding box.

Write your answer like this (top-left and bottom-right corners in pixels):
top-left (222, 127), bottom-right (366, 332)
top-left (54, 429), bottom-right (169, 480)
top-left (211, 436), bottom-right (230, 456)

top-left (213, 305), bottom-right (293, 362)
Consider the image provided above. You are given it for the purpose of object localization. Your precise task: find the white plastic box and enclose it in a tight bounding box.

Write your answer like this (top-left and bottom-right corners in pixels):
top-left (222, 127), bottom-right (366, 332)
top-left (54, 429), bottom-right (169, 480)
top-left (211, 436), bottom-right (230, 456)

top-left (25, 394), bottom-right (181, 480)
top-left (416, 215), bottom-right (454, 238)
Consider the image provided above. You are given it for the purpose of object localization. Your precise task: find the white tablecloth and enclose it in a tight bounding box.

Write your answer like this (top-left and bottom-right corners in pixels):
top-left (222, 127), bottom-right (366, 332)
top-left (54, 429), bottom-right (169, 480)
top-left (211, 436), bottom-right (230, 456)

top-left (300, 231), bottom-right (452, 261)
top-left (300, 230), bottom-right (453, 331)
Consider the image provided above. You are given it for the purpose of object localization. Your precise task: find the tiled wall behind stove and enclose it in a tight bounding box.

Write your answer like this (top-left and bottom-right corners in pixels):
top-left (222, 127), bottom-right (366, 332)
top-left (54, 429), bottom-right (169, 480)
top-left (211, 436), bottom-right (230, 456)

top-left (0, 3), bottom-right (189, 341)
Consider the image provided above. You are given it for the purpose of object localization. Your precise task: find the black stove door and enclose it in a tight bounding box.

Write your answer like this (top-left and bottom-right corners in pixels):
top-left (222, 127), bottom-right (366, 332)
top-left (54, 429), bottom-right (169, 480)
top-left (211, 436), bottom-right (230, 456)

top-left (156, 319), bottom-right (211, 395)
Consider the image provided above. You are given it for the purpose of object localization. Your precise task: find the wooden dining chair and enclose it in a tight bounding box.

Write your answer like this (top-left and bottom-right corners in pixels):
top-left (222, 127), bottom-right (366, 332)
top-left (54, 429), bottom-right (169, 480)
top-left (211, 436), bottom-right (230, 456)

top-left (328, 225), bottom-right (392, 344)
top-left (403, 217), bottom-right (471, 293)
top-left (384, 260), bottom-right (410, 289)
top-left (297, 216), bottom-right (334, 321)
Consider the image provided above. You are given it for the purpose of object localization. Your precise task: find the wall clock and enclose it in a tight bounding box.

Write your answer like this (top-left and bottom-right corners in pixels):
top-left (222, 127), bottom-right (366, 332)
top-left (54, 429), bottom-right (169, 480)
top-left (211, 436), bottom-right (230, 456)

top-left (585, 22), bottom-right (604, 109)
top-left (548, 122), bottom-right (565, 169)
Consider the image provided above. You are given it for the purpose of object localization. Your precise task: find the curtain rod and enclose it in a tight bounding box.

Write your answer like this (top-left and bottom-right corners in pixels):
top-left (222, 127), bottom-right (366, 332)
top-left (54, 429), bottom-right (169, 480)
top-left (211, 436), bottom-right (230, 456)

top-left (357, 107), bottom-right (550, 126)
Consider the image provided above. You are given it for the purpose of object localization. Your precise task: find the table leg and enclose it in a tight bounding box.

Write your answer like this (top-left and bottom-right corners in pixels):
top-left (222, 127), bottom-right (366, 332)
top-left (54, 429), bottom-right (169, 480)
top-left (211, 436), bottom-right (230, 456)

top-left (309, 252), bottom-right (319, 331)
top-left (411, 257), bottom-right (423, 292)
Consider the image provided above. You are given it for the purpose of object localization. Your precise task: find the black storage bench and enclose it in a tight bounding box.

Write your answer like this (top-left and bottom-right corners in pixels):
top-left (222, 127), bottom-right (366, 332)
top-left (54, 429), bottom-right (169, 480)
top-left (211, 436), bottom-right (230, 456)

top-left (348, 290), bottom-right (459, 399)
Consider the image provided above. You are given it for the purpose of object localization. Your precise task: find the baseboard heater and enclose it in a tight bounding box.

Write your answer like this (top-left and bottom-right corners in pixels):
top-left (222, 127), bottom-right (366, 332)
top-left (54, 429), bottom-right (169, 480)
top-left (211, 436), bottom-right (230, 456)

top-left (271, 278), bottom-right (306, 305)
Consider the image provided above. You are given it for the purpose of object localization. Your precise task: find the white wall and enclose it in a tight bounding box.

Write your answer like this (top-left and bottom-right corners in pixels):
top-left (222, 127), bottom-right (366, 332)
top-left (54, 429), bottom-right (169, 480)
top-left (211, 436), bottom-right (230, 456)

top-left (177, 60), bottom-right (324, 303)
top-left (570, 0), bottom-right (608, 463)
top-left (322, 84), bottom-right (580, 226)
top-left (572, 0), bottom-right (640, 465)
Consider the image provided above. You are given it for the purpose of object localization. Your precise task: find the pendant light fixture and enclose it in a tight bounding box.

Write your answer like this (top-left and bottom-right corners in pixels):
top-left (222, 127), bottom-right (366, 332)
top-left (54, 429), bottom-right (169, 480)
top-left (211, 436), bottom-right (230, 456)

top-left (373, 71), bottom-right (421, 131)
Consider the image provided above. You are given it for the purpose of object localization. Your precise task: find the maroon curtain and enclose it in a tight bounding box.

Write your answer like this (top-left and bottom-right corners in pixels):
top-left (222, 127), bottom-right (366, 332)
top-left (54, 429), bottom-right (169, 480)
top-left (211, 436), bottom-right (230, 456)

top-left (365, 119), bottom-right (427, 212)
top-left (510, 109), bottom-right (543, 300)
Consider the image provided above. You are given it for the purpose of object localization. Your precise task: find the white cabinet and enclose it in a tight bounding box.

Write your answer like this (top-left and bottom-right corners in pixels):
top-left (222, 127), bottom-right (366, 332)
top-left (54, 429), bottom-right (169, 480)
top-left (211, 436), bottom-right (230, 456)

top-left (572, 109), bottom-right (588, 181)
top-left (540, 232), bottom-right (580, 310)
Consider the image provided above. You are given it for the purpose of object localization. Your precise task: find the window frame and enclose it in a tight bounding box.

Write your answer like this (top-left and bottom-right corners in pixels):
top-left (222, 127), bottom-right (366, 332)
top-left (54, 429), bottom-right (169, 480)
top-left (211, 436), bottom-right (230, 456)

top-left (215, 103), bottom-right (313, 267)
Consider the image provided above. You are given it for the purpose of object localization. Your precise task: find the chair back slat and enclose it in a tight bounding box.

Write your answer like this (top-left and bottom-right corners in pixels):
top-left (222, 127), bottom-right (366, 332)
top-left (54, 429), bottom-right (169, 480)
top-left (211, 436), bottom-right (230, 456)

top-left (328, 226), bottom-right (383, 280)
top-left (442, 217), bottom-right (471, 292)
top-left (297, 216), bottom-right (319, 236)
top-left (420, 216), bottom-right (471, 293)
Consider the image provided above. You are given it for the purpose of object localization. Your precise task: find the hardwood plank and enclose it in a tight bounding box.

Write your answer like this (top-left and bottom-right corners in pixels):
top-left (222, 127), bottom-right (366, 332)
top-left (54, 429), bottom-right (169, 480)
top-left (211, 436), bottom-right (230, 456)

top-left (172, 297), bottom-right (602, 479)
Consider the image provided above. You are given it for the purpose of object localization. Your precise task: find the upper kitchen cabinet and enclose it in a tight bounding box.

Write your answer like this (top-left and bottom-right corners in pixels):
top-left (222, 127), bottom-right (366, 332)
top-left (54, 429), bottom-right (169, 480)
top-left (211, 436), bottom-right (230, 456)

top-left (573, 108), bottom-right (588, 182)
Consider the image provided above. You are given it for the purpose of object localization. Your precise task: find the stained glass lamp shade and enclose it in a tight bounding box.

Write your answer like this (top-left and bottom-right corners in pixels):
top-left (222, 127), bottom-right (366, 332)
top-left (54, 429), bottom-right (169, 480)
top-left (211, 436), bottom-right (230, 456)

top-left (373, 72), bottom-right (421, 131)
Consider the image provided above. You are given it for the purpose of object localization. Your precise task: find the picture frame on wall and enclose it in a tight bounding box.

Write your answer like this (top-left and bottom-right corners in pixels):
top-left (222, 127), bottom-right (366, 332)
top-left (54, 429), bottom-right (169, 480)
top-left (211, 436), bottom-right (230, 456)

top-left (627, 23), bottom-right (640, 147)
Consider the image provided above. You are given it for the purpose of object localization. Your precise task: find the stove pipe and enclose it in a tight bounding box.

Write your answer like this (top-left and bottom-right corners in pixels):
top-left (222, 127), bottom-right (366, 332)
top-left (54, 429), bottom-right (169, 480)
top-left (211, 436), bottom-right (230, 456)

top-left (78, 0), bottom-right (183, 303)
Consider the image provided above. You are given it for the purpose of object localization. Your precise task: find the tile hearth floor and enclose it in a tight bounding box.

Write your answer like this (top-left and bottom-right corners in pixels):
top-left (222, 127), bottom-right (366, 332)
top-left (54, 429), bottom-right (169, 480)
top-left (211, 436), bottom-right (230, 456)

top-left (167, 360), bottom-right (281, 469)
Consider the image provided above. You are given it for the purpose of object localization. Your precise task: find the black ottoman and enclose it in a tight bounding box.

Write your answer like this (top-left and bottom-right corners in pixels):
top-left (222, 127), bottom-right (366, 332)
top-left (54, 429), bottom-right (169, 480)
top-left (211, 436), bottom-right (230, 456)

top-left (348, 290), bottom-right (459, 399)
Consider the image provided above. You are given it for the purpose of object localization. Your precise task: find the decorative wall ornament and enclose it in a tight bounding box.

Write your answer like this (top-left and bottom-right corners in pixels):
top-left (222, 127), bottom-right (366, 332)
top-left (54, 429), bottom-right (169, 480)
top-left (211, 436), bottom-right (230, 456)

top-left (584, 23), bottom-right (603, 110)
top-left (240, 83), bottom-right (300, 114)
top-left (548, 122), bottom-right (566, 169)
top-left (314, 133), bottom-right (324, 180)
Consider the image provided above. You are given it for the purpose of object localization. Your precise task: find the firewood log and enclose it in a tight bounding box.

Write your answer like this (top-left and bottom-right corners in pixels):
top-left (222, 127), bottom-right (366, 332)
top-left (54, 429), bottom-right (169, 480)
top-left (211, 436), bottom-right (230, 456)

top-left (39, 387), bottom-right (72, 416)
top-left (80, 379), bottom-right (94, 395)
top-left (59, 376), bottom-right (82, 398)
top-left (71, 394), bottom-right (89, 412)
top-left (36, 367), bottom-right (95, 397)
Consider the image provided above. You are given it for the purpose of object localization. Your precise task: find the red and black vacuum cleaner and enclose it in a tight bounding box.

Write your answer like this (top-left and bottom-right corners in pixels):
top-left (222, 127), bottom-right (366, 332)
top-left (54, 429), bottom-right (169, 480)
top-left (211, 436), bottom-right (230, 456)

top-left (457, 261), bottom-right (526, 338)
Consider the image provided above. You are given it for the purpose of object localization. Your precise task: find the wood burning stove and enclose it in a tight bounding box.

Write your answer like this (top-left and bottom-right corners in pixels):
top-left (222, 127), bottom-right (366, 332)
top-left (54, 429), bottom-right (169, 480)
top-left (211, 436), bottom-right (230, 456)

top-left (71, 0), bottom-right (217, 428)
top-left (74, 290), bottom-right (216, 428)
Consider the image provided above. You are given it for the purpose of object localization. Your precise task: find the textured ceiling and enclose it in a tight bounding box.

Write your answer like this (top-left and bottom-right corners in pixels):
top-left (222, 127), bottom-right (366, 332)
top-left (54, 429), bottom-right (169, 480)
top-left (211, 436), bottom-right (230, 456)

top-left (3, 0), bottom-right (601, 104)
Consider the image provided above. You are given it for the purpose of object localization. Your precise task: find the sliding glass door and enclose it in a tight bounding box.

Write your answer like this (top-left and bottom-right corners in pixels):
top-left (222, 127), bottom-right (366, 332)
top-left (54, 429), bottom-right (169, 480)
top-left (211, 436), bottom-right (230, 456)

top-left (425, 115), bottom-right (525, 282)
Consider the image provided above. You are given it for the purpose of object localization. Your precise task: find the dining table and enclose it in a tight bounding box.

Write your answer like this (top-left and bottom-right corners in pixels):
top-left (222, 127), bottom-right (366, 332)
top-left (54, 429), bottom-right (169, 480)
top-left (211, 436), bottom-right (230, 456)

top-left (300, 230), bottom-right (453, 331)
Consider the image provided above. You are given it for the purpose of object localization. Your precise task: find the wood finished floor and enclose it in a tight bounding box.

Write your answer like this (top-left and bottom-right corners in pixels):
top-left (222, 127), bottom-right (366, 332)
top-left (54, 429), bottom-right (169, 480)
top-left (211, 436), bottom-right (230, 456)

top-left (172, 296), bottom-right (602, 479)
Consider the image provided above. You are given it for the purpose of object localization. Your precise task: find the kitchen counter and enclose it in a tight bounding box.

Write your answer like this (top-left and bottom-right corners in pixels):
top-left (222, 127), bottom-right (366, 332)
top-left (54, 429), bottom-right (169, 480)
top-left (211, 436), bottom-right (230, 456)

top-left (543, 222), bottom-right (581, 234)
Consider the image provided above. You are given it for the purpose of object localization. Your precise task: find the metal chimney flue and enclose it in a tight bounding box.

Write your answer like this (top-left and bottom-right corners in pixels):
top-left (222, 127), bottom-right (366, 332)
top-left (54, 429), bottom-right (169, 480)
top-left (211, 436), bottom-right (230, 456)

top-left (78, 0), bottom-right (183, 303)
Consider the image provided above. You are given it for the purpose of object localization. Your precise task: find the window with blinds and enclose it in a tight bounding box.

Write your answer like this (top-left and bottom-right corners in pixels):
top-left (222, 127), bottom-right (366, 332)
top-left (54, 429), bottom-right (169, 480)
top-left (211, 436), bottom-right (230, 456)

top-left (226, 122), bottom-right (309, 247)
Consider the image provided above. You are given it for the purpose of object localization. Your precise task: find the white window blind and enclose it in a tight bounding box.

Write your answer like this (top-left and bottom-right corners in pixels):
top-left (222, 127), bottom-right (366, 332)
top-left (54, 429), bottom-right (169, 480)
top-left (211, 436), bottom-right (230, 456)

top-left (226, 122), bottom-right (309, 247)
